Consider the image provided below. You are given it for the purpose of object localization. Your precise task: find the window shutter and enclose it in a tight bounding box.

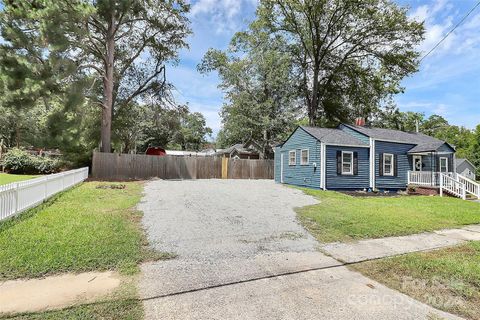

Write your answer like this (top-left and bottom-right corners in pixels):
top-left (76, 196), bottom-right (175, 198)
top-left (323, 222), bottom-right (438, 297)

top-left (394, 154), bottom-right (398, 177)
top-left (336, 151), bottom-right (341, 175)
top-left (379, 153), bottom-right (384, 176)
top-left (436, 156), bottom-right (440, 172)
top-left (353, 152), bottom-right (358, 175)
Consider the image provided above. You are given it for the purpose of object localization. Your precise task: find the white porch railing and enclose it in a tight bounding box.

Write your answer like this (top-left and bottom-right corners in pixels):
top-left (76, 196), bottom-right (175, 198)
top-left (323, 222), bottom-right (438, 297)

top-left (408, 171), bottom-right (438, 186)
top-left (440, 173), bottom-right (466, 200)
top-left (0, 167), bottom-right (89, 222)
top-left (457, 173), bottom-right (480, 198)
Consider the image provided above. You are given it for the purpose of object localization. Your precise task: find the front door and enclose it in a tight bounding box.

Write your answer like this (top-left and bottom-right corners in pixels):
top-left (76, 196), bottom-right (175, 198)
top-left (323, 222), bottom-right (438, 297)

top-left (413, 155), bottom-right (422, 171)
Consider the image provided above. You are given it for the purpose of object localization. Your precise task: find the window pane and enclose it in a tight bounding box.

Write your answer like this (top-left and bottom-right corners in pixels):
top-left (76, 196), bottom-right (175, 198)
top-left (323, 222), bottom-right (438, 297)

top-left (343, 153), bottom-right (352, 162)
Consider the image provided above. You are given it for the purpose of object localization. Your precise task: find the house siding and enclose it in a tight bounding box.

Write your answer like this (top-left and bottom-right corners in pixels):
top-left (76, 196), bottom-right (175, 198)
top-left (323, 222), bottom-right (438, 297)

top-left (375, 141), bottom-right (414, 189)
top-left (276, 128), bottom-right (321, 188)
top-left (338, 124), bottom-right (370, 144)
top-left (326, 145), bottom-right (370, 189)
top-left (457, 161), bottom-right (476, 180)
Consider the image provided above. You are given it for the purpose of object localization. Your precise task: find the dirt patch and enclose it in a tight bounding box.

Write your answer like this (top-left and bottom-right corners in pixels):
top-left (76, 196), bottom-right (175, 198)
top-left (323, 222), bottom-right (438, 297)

top-left (96, 184), bottom-right (126, 189)
top-left (340, 191), bottom-right (406, 197)
top-left (0, 271), bottom-right (121, 315)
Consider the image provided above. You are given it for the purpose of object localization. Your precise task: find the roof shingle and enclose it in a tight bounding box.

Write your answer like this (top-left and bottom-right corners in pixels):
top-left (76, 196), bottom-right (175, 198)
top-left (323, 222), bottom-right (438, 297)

top-left (301, 126), bottom-right (368, 146)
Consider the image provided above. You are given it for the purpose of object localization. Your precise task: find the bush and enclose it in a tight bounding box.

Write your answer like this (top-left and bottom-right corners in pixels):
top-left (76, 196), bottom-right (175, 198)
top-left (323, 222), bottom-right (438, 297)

top-left (2, 148), bottom-right (61, 174)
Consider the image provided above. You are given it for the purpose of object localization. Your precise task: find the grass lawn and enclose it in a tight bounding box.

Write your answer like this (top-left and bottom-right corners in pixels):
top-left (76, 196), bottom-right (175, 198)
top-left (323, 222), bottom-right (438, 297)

top-left (296, 189), bottom-right (480, 242)
top-left (0, 173), bottom-right (37, 186)
top-left (353, 242), bottom-right (480, 319)
top-left (0, 181), bottom-right (171, 280)
top-left (1, 299), bottom-right (143, 320)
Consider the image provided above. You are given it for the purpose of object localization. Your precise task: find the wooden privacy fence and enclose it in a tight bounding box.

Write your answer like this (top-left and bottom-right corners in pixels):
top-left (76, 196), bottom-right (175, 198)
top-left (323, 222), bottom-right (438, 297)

top-left (0, 167), bottom-right (89, 221)
top-left (92, 152), bottom-right (274, 180)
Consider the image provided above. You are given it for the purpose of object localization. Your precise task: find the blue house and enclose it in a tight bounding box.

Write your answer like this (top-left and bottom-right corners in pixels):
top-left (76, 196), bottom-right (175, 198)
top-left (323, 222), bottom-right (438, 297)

top-left (274, 122), bottom-right (463, 193)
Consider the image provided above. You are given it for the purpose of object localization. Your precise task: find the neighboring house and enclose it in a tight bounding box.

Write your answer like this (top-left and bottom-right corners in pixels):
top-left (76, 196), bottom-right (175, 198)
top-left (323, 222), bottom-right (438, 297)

top-left (274, 122), bottom-right (458, 191)
top-left (456, 158), bottom-right (476, 180)
top-left (215, 143), bottom-right (260, 159)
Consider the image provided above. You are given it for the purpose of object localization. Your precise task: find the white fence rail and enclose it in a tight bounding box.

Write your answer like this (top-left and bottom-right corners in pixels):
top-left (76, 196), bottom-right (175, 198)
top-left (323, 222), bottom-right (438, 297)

top-left (407, 171), bottom-right (456, 187)
top-left (0, 167), bottom-right (89, 221)
top-left (457, 174), bottom-right (480, 199)
top-left (440, 173), bottom-right (466, 200)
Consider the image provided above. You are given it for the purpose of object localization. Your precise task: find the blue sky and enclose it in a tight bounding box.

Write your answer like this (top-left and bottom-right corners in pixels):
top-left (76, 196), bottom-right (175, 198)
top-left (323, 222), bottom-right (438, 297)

top-left (170, 0), bottom-right (480, 134)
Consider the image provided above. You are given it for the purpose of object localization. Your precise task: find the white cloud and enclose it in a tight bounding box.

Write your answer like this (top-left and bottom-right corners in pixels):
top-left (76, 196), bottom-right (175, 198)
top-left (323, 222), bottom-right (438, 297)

top-left (189, 0), bottom-right (254, 33)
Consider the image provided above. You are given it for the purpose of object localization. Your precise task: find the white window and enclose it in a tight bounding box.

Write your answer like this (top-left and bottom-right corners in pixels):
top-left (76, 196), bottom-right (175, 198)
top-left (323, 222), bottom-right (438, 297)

top-left (300, 149), bottom-right (309, 165)
top-left (440, 157), bottom-right (448, 173)
top-left (383, 153), bottom-right (394, 176)
top-left (289, 150), bottom-right (296, 165)
top-left (341, 151), bottom-right (353, 175)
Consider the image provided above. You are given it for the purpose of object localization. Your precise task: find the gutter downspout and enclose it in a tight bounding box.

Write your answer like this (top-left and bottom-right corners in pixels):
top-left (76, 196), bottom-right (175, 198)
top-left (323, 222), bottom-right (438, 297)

top-left (369, 138), bottom-right (375, 189)
top-left (320, 142), bottom-right (326, 190)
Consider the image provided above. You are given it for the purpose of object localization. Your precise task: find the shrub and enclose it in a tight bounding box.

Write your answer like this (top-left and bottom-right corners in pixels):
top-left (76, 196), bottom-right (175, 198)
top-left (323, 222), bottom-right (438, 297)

top-left (2, 148), bottom-right (61, 174)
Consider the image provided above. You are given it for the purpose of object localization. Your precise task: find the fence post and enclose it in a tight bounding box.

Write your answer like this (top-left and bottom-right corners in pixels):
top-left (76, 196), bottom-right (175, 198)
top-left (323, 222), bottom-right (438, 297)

top-left (44, 176), bottom-right (48, 199)
top-left (221, 157), bottom-right (228, 179)
top-left (14, 182), bottom-right (19, 215)
top-left (439, 174), bottom-right (443, 197)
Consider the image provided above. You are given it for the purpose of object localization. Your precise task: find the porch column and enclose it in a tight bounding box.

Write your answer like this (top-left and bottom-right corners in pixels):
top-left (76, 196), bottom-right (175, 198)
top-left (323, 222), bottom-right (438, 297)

top-left (431, 152), bottom-right (435, 187)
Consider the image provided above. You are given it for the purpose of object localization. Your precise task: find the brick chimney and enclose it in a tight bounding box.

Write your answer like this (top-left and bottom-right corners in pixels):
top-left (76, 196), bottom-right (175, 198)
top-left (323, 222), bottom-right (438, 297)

top-left (355, 117), bottom-right (366, 126)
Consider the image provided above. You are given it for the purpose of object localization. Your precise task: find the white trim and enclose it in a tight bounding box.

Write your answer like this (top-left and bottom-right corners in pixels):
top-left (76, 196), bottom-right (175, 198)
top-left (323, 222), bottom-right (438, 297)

top-left (413, 155), bottom-right (422, 171)
top-left (325, 143), bottom-right (369, 148)
top-left (300, 149), bottom-right (309, 165)
top-left (369, 138), bottom-right (375, 188)
top-left (321, 143), bottom-right (326, 190)
top-left (383, 153), bottom-right (394, 176)
top-left (288, 150), bottom-right (296, 165)
top-left (410, 151), bottom-right (453, 156)
top-left (280, 153), bottom-right (284, 183)
top-left (439, 157), bottom-right (448, 173)
top-left (341, 151), bottom-right (354, 175)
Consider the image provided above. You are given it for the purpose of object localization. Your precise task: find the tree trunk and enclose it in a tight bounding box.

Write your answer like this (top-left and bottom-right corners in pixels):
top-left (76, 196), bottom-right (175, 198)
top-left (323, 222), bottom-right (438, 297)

top-left (100, 15), bottom-right (116, 153)
top-left (309, 64), bottom-right (320, 126)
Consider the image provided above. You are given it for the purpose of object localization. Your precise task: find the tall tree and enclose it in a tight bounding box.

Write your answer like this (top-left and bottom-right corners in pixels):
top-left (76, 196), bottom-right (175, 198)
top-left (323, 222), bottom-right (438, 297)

top-left (255, 0), bottom-right (424, 125)
top-left (199, 28), bottom-right (298, 150)
top-left (0, 0), bottom-right (191, 153)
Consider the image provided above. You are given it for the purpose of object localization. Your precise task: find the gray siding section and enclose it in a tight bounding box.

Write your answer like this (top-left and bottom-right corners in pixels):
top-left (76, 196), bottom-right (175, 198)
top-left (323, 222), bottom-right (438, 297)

top-left (278, 128), bottom-right (321, 188)
top-left (375, 141), bottom-right (414, 189)
top-left (438, 143), bottom-right (455, 153)
top-left (339, 124), bottom-right (370, 144)
top-left (326, 146), bottom-right (369, 189)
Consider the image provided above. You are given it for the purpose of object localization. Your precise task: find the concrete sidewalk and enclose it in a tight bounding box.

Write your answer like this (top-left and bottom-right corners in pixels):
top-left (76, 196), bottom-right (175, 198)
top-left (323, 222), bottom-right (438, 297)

top-left (321, 224), bottom-right (480, 263)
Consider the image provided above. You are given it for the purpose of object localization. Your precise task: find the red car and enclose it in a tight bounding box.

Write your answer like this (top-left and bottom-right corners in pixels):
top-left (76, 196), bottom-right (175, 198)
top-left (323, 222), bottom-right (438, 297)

top-left (145, 146), bottom-right (166, 156)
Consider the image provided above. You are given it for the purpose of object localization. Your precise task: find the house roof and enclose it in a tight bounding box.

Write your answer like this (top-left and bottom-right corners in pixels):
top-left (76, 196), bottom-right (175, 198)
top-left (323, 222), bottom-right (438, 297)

top-left (341, 124), bottom-right (454, 153)
top-left (456, 158), bottom-right (477, 169)
top-left (301, 126), bottom-right (368, 146)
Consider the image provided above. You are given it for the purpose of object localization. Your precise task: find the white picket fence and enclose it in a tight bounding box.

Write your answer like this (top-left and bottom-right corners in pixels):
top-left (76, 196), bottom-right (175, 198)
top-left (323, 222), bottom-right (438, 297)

top-left (0, 167), bottom-right (89, 221)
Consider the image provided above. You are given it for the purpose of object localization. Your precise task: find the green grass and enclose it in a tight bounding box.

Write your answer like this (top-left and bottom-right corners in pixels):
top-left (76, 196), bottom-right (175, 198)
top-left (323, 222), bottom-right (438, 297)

top-left (0, 173), bottom-right (37, 186)
top-left (0, 181), bottom-right (171, 281)
top-left (296, 189), bottom-right (480, 242)
top-left (1, 299), bottom-right (143, 320)
top-left (353, 242), bottom-right (480, 319)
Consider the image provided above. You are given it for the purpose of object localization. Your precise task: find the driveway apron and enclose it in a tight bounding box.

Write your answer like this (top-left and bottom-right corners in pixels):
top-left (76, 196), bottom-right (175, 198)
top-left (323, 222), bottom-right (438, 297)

top-left (138, 179), bottom-right (460, 320)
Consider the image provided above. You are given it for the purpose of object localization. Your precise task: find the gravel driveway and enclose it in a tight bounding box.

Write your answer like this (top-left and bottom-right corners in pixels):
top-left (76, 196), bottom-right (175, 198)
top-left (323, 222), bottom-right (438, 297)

top-left (138, 179), bottom-right (460, 320)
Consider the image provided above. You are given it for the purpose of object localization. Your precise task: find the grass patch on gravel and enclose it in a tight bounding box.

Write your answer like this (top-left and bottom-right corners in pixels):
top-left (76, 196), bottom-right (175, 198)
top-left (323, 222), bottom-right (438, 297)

top-left (296, 189), bottom-right (480, 242)
top-left (0, 173), bottom-right (37, 186)
top-left (0, 181), bottom-right (172, 281)
top-left (1, 299), bottom-right (143, 320)
top-left (352, 241), bottom-right (480, 319)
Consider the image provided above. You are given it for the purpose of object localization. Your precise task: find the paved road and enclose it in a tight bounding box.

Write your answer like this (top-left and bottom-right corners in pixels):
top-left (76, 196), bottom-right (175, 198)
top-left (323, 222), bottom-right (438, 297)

top-left (138, 180), bottom-right (460, 320)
